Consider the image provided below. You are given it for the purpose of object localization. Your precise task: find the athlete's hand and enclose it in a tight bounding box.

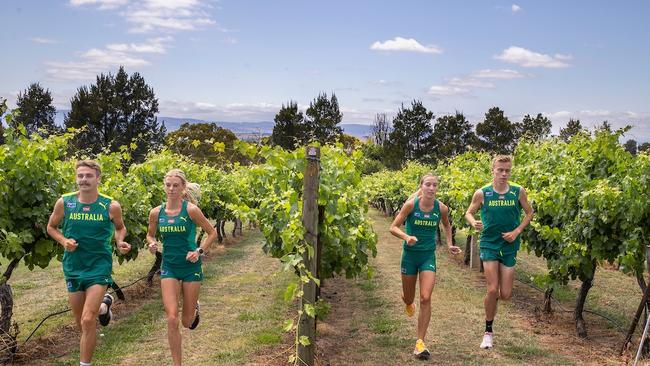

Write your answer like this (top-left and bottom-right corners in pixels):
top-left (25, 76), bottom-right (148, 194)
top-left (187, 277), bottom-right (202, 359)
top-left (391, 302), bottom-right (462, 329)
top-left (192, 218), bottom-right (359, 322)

top-left (62, 238), bottom-right (78, 252)
top-left (471, 220), bottom-right (483, 231)
top-left (405, 236), bottom-right (418, 246)
top-left (186, 250), bottom-right (200, 263)
top-left (447, 245), bottom-right (462, 255)
top-left (502, 230), bottom-right (520, 243)
top-left (116, 241), bottom-right (131, 254)
top-left (148, 241), bottom-right (159, 254)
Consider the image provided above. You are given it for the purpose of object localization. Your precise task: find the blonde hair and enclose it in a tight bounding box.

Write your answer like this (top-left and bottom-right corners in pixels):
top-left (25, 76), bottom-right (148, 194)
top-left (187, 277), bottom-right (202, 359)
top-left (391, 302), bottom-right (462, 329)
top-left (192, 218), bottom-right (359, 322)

top-left (409, 172), bottom-right (439, 199)
top-left (76, 160), bottom-right (101, 176)
top-left (492, 155), bottom-right (513, 168)
top-left (165, 169), bottom-right (201, 204)
top-left (419, 172), bottom-right (439, 185)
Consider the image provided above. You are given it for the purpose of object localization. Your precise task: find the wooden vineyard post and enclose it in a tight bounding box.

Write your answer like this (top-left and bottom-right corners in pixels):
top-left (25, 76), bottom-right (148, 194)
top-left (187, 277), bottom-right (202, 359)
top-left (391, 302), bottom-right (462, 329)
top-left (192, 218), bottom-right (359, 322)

top-left (298, 146), bottom-right (320, 366)
top-left (621, 245), bottom-right (650, 356)
top-left (470, 234), bottom-right (483, 271)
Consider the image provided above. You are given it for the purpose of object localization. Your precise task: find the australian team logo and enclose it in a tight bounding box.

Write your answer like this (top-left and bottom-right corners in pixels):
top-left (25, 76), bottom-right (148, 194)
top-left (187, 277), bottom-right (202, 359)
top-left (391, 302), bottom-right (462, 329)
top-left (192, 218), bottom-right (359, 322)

top-left (498, 195), bottom-right (505, 200)
top-left (82, 206), bottom-right (91, 212)
top-left (168, 219), bottom-right (175, 224)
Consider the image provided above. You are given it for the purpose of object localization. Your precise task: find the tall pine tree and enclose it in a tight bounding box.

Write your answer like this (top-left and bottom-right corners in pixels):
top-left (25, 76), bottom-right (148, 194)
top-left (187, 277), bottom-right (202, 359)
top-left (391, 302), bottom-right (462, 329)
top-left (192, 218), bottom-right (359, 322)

top-left (13, 83), bottom-right (60, 137)
top-left (386, 100), bottom-right (434, 167)
top-left (475, 107), bottom-right (517, 154)
top-left (271, 101), bottom-right (306, 150)
top-left (65, 66), bottom-right (165, 162)
top-left (305, 92), bottom-right (343, 144)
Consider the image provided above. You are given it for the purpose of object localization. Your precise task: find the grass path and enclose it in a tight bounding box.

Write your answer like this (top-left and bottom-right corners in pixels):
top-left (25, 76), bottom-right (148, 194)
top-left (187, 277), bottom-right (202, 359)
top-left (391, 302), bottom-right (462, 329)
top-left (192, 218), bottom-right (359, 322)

top-left (312, 208), bottom-right (630, 365)
top-left (20, 228), bottom-right (295, 366)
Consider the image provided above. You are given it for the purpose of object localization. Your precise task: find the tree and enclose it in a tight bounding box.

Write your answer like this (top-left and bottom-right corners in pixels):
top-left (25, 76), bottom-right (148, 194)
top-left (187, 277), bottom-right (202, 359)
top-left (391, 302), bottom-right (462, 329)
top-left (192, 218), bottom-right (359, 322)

top-left (166, 122), bottom-right (242, 166)
top-left (12, 83), bottom-right (60, 137)
top-left (559, 119), bottom-right (583, 141)
top-left (65, 66), bottom-right (165, 162)
top-left (639, 142), bottom-right (650, 153)
top-left (304, 92), bottom-right (343, 144)
top-left (371, 113), bottom-right (391, 146)
top-left (517, 113), bottom-right (552, 141)
top-left (475, 107), bottom-right (518, 154)
top-left (386, 100), bottom-right (435, 166)
top-left (271, 101), bottom-right (306, 150)
top-left (0, 98), bottom-right (6, 145)
top-left (431, 111), bottom-right (477, 160)
top-left (624, 139), bottom-right (638, 155)
top-left (338, 133), bottom-right (361, 153)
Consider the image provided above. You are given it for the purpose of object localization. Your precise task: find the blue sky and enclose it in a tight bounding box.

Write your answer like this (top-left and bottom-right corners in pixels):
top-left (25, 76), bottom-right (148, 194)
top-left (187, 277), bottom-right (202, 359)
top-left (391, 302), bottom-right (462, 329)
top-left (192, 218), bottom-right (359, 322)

top-left (1, 0), bottom-right (649, 141)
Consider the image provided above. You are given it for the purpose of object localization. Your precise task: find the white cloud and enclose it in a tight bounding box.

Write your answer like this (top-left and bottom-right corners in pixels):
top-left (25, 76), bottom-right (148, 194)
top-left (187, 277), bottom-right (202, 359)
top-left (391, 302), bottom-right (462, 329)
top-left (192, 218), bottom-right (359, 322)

top-left (427, 69), bottom-right (529, 98)
top-left (511, 4), bottom-right (522, 13)
top-left (69, 0), bottom-right (129, 10)
top-left (70, 0), bottom-right (217, 34)
top-left (370, 37), bottom-right (442, 54)
top-left (30, 37), bottom-right (60, 44)
top-left (471, 69), bottom-right (528, 79)
top-left (45, 37), bottom-right (172, 82)
top-left (447, 77), bottom-right (494, 88)
top-left (495, 46), bottom-right (572, 68)
top-left (428, 85), bottom-right (470, 97)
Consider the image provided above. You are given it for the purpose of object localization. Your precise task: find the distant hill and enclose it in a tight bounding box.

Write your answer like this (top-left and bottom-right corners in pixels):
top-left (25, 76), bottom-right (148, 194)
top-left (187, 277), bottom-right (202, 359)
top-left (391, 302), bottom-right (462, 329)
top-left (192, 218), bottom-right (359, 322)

top-left (55, 111), bottom-right (373, 139)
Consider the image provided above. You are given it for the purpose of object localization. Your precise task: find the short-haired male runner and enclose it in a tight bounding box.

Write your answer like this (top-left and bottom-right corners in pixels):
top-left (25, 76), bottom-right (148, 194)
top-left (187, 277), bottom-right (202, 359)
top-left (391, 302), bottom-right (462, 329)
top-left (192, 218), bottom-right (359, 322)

top-left (47, 160), bottom-right (131, 366)
top-left (465, 155), bottom-right (534, 349)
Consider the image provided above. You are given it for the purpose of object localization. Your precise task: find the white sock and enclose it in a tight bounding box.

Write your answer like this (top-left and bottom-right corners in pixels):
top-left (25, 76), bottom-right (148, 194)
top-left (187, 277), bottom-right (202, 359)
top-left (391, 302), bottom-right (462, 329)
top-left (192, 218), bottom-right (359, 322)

top-left (99, 303), bottom-right (107, 315)
top-left (80, 362), bottom-right (91, 366)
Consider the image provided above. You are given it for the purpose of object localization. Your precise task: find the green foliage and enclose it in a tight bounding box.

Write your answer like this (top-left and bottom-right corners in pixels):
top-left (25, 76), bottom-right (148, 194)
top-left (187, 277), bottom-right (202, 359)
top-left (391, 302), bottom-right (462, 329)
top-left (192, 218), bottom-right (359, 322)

top-left (559, 119), bottom-right (583, 142)
top-left (514, 129), bottom-right (650, 283)
top-left (12, 83), bottom-right (60, 137)
top-left (475, 106), bottom-right (517, 154)
top-left (386, 100), bottom-right (434, 167)
top-left (271, 101), bottom-right (306, 150)
top-left (517, 113), bottom-right (551, 142)
top-left (305, 93), bottom-right (343, 144)
top-left (0, 122), bottom-right (73, 271)
top-left (431, 111), bottom-right (477, 160)
top-left (65, 66), bottom-right (165, 162)
top-left (165, 122), bottom-right (244, 167)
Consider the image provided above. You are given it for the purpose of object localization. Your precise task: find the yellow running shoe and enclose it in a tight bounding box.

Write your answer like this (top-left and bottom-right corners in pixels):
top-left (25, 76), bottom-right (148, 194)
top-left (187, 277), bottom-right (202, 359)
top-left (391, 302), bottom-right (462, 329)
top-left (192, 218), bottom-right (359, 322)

top-left (413, 339), bottom-right (430, 359)
top-left (405, 302), bottom-right (415, 317)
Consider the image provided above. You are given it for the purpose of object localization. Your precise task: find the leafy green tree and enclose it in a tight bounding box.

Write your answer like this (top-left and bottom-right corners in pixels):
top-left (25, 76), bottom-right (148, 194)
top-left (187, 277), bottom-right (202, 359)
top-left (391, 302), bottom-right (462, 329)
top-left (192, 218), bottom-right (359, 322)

top-left (559, 119), bottom-right (584, 141)
top-left (431, 111), bottom-right (477, 160)
top-left (517, 113), bottom-right (552, 141)
top-left (65, 66), bottom-right (165, 162)
top-left (338, 133), bottom-right (361, 152)
top-left (386, 100), bottom-right (434, 167)
top-left (305, 92), bottom-right (343, 144)
top-left (639, 142), bottom-right (650, 153)
top-left (12, 83), bottom-right (60, 137)
top-left (0, 98), bottom-right (6, 145)
top-left (271, 101), bottom-right (306, 150)
top-left (166, 122), bottom-right (243, 166)
top-left (475, 107), bottom-right (517, 154)
top-left (624, 139), bottom-right (638, 155)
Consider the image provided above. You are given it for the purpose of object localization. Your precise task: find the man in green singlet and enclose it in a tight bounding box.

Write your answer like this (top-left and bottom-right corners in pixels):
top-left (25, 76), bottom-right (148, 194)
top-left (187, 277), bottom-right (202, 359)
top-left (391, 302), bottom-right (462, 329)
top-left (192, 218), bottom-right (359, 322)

top-left (47, 160), bottom-right (131, 366)
top-left (465, 155), bottom-right (534, 349)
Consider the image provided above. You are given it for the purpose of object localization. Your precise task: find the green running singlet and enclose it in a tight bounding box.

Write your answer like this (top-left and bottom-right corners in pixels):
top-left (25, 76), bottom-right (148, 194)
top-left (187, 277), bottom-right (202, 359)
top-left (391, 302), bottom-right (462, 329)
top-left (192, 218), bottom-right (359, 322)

top-left (61, 192), bottom-right (114, 281)
top-left (479, 183), bottom-right (522, 253)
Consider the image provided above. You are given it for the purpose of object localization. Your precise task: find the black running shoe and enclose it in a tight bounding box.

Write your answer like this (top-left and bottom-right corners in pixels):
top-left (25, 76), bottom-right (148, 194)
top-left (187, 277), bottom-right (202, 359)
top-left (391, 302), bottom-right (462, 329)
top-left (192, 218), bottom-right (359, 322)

top-left (189, 302), bottom-right (200, 330)
top-left (98, 293), bottom-right (113, 326)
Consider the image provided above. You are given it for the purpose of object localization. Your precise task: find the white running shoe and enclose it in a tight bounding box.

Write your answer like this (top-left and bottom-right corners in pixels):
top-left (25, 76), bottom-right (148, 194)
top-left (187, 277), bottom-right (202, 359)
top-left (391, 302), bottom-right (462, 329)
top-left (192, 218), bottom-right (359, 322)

top-left (480, 332), bottom-right (493, 349)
